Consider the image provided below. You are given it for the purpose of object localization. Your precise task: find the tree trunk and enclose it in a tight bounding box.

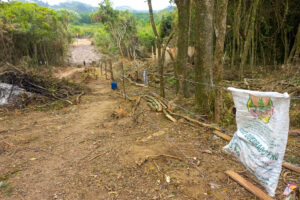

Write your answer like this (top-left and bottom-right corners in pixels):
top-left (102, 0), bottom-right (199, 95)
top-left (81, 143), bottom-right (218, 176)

top-left (240, 0), bottom-right (259, 80)
top-left (288, 24), bottom-right (300, 64)
top-left (175, 0), bottom-right (191, 99)
top-left (194, 0), bottom-right (214, 112)
top-left (147, 0), bottom-right (165, 97)
top-left (231, 0), bottom-right (242, 69)
top-left (214, 0), bottom-right (228, 123)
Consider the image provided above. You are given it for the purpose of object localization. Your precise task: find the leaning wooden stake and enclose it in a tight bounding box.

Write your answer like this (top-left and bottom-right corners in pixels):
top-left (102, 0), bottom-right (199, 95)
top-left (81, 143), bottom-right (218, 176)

top-left (225, 170), bottom-right (273, 200)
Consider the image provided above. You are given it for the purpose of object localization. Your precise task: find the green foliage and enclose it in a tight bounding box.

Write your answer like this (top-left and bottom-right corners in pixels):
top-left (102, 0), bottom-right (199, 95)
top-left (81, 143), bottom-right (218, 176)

top-left (137, 23), bottom-right (155, 51)
top-left (69, 23), bottom-right (101, 37)
top-left (93, 0), bottom-right (138, 56)
top-left (158, 12), bottom-right (175, 38)
top-left (77, 12), bottom-right (92, 24)
top-left (93, 26), bottom-right (118, 54)
top-left (133, 12), bottom-right (150, 26)
top-left (133, 7), bottom-right (176, 52)
top-left (0, 1), bottom-right (73, 65)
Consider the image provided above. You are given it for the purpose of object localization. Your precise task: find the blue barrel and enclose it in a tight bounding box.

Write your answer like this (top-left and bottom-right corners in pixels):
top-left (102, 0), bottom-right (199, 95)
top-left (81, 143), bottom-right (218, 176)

top-left (111, 81), bottom-right (118, 90)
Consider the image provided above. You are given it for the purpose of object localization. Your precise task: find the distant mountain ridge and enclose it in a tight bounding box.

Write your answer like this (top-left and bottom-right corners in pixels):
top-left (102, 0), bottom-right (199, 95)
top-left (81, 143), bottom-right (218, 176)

top-left (51, 1), bottom-right (97, 13)
top-left (16, 0), bottom-right (97, 13)
top-left (115, 5), bottom-right (175, 13)
top-left (115, 6), bottom-right (148, 13)
top-left (14, 1), bottom-right (174, 14)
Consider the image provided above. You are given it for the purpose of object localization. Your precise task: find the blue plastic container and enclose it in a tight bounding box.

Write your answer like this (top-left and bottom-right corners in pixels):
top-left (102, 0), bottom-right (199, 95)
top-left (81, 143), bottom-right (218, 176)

top-left (111, 81), bottom-right (118, 90)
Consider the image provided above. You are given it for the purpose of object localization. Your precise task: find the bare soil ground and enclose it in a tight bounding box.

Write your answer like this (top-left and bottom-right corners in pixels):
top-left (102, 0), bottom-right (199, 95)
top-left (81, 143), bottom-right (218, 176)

top-left (0, 40), bottom-right (299, 200)
top-left (69, 39), bottom-right (101, 66)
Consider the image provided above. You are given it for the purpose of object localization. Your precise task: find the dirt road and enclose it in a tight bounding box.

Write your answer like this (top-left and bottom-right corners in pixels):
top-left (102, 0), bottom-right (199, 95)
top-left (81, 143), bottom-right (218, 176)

top-left (69, 39), bottom-right (101, 66)
top-left (0, 40), bottom-right (298, 200)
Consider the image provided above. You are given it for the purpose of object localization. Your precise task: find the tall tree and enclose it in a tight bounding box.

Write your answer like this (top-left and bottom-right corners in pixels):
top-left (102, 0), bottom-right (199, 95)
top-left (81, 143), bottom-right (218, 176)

top-left (174, 0), bottom-right (191, 98)
top-left (194, 0), bottom-right (214, 112)
top-left (214, 0), bottom-right (228, 122)
top-left (240, 0), bottom-right (259, 79)
top-left (147, 0), bottom-right (165, 97)
top-left (231, 0), bottom-right (242, 68)
top-left (288, 24), bottom-right (300, 64)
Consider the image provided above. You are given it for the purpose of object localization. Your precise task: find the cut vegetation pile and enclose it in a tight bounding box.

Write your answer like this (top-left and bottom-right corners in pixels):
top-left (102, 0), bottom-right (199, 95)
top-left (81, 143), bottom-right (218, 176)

top-left (0, 63), bottom-right (84, 108)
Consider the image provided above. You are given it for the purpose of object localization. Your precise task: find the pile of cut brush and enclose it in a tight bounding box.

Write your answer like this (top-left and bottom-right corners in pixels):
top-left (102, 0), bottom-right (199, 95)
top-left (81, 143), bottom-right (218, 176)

top-left (0, 63), bottom-right (84, 108)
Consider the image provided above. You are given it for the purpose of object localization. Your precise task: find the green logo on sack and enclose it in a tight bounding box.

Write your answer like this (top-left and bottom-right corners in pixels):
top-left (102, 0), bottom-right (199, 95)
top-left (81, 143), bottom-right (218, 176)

top-left (247, 95), bottom-right (274, 123)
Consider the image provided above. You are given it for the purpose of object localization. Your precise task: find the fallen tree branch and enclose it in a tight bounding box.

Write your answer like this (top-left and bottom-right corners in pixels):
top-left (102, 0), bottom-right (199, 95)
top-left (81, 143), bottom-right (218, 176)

top-left (170, 111), bottom-right (220, 130)
top-left (125, 77), bottom-right (148, 87)
top-left (163, 109), bottom-right (177, 122)
top-left (0, 130), bottom-right (8, 134)
top-left (89, 152), bottom-right (107, 162)
top-left (76, 92), bottom-right (85, 104)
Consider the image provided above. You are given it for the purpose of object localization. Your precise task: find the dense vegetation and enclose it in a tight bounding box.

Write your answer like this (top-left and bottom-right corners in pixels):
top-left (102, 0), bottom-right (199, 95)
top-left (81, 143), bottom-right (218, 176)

top-left (0, 1), bottom-right (73, 65)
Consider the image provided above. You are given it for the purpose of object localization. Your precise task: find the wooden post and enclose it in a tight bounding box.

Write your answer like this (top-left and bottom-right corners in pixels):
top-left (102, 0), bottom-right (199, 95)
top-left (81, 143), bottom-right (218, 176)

top-left (104, 61), bottom-right (108, 80)
top-left (100, 61), bottom-right (103, 75)
top-left (121, 62), bottom-right (126, 100)
top-left (109, 59), bottom-right (114, 81)
top-left (225, 170), bottom-right (273, 200)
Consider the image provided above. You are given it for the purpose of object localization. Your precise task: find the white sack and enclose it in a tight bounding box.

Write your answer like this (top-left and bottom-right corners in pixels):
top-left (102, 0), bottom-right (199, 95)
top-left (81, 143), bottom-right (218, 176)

top-left (223, 87), bottom-right (290, 196)
top-left (0, 82), bottom-right (28, 105)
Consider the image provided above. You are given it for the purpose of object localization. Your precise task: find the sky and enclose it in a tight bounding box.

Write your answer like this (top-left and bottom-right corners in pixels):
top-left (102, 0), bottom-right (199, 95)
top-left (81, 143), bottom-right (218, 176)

top-left (43, 0), bottom-right (172, 10)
